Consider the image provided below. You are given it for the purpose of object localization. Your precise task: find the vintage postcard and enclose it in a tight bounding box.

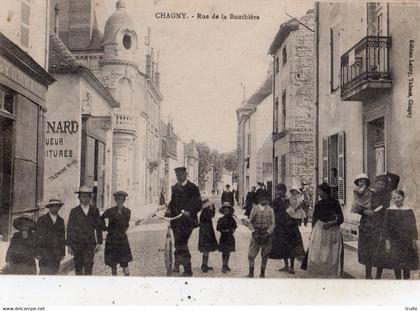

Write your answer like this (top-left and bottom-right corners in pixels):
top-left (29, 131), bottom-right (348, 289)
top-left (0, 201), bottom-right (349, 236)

top-left (0, 0), bottom-right (420, 307)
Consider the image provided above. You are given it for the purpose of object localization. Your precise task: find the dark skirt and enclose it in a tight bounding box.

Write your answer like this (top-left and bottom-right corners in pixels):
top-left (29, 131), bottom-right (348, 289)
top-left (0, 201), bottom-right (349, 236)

top-left (198, 223), bottom-right (218, 252)
top-left (218, 233), bottom-right (235, 253)
top-left (104, 232), bottom-right (133, 266)
top-left (270, 220), bottom-right (305, 259)
top-left (357, 213), bottom-right (385, 267)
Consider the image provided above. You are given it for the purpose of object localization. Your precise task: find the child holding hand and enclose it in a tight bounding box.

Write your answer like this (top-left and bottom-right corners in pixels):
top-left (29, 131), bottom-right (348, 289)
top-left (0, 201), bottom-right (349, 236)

top-left (217, 202), bottom-right (237, 273)
top-left (351, 174), bottom-right (374, 215)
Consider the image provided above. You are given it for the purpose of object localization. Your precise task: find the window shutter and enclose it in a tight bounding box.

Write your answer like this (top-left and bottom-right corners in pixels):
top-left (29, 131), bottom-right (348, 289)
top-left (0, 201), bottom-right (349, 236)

top-left (20, 0), bottom-right (31, 49)
top-left (322, 137), bottom-right (329, 183)
top-left (337, 131), bottom-right (346, 204)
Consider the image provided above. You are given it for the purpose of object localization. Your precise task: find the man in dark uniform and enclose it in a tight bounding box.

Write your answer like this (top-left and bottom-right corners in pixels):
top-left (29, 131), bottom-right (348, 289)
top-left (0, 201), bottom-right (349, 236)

top-left (221, 184), bottom-right (235, 206)
top-left (35, 199), bottom-right (66, 275)
top-left (66, 186), bottom-right (103, 275)
top-left (166, 167), bottom-right (202, 276)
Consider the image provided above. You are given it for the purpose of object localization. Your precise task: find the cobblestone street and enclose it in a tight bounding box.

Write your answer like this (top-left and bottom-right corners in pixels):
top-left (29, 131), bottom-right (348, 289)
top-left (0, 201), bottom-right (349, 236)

top-left (67, 198), bottom-right (312, 278)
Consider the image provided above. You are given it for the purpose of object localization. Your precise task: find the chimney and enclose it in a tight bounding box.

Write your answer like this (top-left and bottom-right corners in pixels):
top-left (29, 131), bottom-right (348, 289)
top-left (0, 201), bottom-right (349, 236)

top-left (54, 3), bottom-right (60, 34)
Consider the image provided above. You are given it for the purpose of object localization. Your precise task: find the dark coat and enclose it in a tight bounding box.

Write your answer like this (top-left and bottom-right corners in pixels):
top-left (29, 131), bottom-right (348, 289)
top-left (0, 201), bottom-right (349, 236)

top-left (101, 206), bottom-right (133, 266)
top-left (198, 207), bottom-right (218, 252)
top-left (167, 181), bottom-right (202, 230)
top-left (66, 205), bottom-right (103, 251)
top-left (244, 191), bottom-right (257, 217)
top-left (35, 213), bottom-right (65, 260)
top-left (217, 216), bottom-right (237, 253)
top-left (270, 196), bottom-right (305, 259)
top-left (221, 191), bottom-right (234, 206)
top-left (5, 232), bottom-right (36, 275)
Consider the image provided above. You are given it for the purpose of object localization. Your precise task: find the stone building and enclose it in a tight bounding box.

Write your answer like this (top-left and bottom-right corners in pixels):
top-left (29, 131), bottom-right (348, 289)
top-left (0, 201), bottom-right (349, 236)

top-left (50, 0), bottom-right (163, 218)
top-left (0, 0), bottom-right (55, 242)
top-left (269, 9), bottom-right (315, 189)
top-left (236, 75), bottom-right (273, 204)
top-left (316, 3), bottom-right (420, 235)
top-left (185, 140), bottom-right (199, 186)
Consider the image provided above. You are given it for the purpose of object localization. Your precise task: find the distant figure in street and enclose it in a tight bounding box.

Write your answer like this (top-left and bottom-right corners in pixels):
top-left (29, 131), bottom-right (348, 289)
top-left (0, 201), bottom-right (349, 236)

top-left (247, 190), bottom-right (275, 278)
top-left (244, 186), bottom-right (257, 218)
top-left (166, 167), bottom-right (202, 276)
top-left (66, 186), bottom-right (103, 276)
top-left (382, 190), bottom-right (418, 279)
top-left (270, 184), bottom-right (305, 274)
top-left (3, 216), bottom-right (36, 275)
top-left (198, 200), bottom-right (218, 273)
top-left (356, 174), bottom-right (394, 279)
top-left (255, 182), bottom-right (266, 204)
top-left (300, 181), bottom-right (312, 226)
top-left (35, 199), bottom-right (66, 275)
top-left (159, 188), bottom-right (166, 206)
top-left (217, 202), bottom-right (237, 273)
top-left (221, 184), bottom-right (235, 207)
top-left (307, 183), bottom-right (344, 278)
top-left (101, 191), bottom-right (133, 276)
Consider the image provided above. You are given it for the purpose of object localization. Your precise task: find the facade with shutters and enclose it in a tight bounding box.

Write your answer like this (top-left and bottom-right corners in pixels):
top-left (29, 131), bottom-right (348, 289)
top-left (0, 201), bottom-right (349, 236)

top-left (269, 10), bottom-right (315, 190)
top-left (317, 3), bottom-right (420, 235)
top-left (0, 0), bottom-right (55, 241)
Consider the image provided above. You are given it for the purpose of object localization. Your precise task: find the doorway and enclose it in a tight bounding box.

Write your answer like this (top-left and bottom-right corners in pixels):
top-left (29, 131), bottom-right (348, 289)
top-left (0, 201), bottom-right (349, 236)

top-left (0, 116), bottom-right (13, 241)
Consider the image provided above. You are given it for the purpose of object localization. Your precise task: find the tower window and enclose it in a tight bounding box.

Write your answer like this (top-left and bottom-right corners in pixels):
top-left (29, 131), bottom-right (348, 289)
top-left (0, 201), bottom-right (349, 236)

top-left (123, 34), bottom-right (132, 50)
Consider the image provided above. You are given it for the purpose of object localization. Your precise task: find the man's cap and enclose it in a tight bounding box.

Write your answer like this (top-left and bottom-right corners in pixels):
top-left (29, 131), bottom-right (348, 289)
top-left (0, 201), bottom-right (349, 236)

top-left (75, 185), bottom-right (93, 194)
top-left (113, 190), bottom-right (128, 197)
top-left (225, 184), bottom-right (230, 188)
top-left (174, 167), bottom-right (187, 173)
top-left (45, 199), bottom-right (64, 208)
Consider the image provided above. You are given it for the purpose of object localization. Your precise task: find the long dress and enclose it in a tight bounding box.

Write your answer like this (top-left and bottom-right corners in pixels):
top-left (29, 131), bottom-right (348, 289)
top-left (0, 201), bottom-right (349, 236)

top-left (357, 189), bottom-right (391, 267)
top-left (5, 232), bottom-right (36, 275)
top-left (307, 198), bottom-right (344, 278)
top-left (380, 206), bottom-right (419, 270)
top-left (217, 216), bottom-right (237, 253)
top-left (198, 207), bottom-right (218, 252)
top-left (270, 196), bottom-right (305, 259)
top-left (101, 206), bottom-right (133, 267)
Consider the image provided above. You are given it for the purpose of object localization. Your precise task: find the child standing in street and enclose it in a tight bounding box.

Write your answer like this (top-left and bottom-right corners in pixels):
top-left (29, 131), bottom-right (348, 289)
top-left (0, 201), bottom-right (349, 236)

top-left (198, 200), bottom-right (218, 272)
top-left (217, 202), bottom-right (237, 273)
top-left (247, 190), bottom-right (276, 278)
top-left (351, 173), bottom-right (373, 214)
top-left (383, 190), bottom-right (419, 279)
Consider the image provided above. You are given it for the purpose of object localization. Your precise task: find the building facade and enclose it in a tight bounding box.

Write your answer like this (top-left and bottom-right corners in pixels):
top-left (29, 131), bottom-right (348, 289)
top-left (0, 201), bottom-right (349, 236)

top-left (44, 33), bottom-right (118, 222)
top-left (269, 9), bottom-right (315, 190)
top-left (0, 0), bottom-right (55, 241)
top-left (50, 0), bottom-right (163, 219)
top-left (317, 2), bottom-right (420, 235)
top-left (236, 75), bottom-right (273, 203)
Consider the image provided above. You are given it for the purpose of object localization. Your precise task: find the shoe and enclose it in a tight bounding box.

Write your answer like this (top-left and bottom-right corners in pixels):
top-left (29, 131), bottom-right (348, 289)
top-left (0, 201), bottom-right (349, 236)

top-left (222, 266), bottom-right (227, 273)
top-left (226, 266), bottom-right (231, 271)
top-left (288, 268), bottom-right (295, 275)
top-left (207, 266), bottom-right (214, 271)
top-left (278, 266), bottom-right (289, 272)
top-left (246, 268), bottom-right (254, 278)
top-left (201, 265), bottom-right (208, 273)
top-left (182, 271), bottom-right (193, 277)
top-left (260, 268), bottom-right (266, 278)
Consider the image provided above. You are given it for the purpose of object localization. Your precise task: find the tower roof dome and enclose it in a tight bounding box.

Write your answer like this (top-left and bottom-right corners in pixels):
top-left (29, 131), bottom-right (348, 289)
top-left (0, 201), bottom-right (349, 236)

top-left (104, 0), bottom-right (134, 45)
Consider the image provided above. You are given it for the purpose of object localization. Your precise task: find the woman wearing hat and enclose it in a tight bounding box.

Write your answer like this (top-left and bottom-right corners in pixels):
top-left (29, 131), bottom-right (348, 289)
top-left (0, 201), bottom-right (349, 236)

top-left (101, 191), bottom-right (133, 276)
top-left (307, 183), bottom-right (344, 278)
top-left (4, 216), bottom-right (36, 274)
top-left (217, 202), bottom-right (237, 273)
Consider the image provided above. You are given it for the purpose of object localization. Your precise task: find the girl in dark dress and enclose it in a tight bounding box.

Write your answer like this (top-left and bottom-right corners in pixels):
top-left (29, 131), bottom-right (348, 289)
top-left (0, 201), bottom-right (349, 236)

top-left (217, 202), bottom-right (237, 273)
top-left (4, 216), bottom-right (36, 275)
top-left (101, 191), bottom-right (133, 276)
top-left (198, 201), bottom-right (218, 272)
top-left (383, 190), bottom-right (418, 279)
top-left (270, 183), bottom-right (305, 274)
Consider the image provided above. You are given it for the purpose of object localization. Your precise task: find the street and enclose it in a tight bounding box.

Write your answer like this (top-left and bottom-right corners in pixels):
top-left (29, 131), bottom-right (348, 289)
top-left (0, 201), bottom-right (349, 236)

top-left (69, 197), bottom-right (312, 278)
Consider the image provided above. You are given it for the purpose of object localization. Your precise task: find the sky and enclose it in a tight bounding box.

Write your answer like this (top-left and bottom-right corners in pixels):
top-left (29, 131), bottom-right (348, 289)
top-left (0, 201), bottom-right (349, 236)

top-left (96, 0), bottom-right (313, 153)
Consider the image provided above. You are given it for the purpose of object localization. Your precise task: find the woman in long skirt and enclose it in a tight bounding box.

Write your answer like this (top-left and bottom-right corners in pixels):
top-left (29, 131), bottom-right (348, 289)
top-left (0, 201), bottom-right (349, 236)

top-left (307, 183), bottom-right (344, 278)
top-left (101, 191), bottom-right (133, 276)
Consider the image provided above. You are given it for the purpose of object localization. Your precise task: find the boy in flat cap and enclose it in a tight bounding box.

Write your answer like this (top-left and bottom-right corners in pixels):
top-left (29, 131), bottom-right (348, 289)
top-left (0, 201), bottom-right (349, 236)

top-left (35, 199), bottom-right (66, 275)
top-left (66, 186), bottom-right (103, 275)
top-left (166, 167), bottom-right (202, 276)
top-left (101, 191), bottom-right (133, 276)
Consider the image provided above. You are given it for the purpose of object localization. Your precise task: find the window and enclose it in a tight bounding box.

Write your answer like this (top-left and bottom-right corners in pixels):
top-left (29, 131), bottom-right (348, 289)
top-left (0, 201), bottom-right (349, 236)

top-left (274, 156), bottom-right (279, 187)
top-left (0, 89), bottom-right (14, 114)
top-left (367, 117), bottom-right (385, 178)
top-left (330, 24), bottom-right (341, 91)
top-left (322, 131), bottom-right (346, 204)
top-left (281, 91), bottom-right (286, 131)
top-left (123, 34), bottom-right (132, 50)
top-left (20, 0), bottom-right (31, 49)
top-left (280, 154), bottom-right (286, 183)
top-left (274, 97), bottom-right (279, 133)
top-left (282, 46), bottom-right (287, 66)
top-left (275, 57), bottom-right (280, 74)
top-left (377, 13), bottom-right (383, 36)
top-left (247, 133), bottom-right (251, 156)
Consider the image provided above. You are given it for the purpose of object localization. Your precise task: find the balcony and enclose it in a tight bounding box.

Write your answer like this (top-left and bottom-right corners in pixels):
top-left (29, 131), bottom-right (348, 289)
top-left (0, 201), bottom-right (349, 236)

top-left (113, 113), bottom-right (136, 135)
top-left (341, 36), bottom-right (392, 101)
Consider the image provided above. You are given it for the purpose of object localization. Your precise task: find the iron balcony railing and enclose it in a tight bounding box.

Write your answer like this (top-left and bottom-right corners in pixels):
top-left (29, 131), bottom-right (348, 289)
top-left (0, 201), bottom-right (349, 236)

top-left (341, 36), bottom-right (392, 96)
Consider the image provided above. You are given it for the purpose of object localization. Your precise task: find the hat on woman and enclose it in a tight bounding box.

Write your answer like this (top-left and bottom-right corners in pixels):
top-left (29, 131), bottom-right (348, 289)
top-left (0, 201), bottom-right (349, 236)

top-left (289, 185), bottom-right (302, 194)
top-left (219, 201), bottom-right (234, 214)
top-left (12, 216), bottom-right (35, 231)
top-left (354, 173), bottom-right (371, 187)
top-left (45, 199), bottom-right (64, 208)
